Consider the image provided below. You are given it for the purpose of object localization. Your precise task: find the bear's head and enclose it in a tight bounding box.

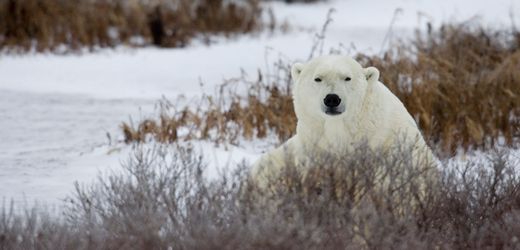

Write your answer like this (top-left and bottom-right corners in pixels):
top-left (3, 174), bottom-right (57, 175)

top-left (291, 55), bottom-right (379, 124)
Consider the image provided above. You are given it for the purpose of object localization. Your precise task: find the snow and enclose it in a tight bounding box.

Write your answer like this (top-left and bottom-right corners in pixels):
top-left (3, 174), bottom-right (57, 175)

top-left (0, 0), bottom-right (519, 208)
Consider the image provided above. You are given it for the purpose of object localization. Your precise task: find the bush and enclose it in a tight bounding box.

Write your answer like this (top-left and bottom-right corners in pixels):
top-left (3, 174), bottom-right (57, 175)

top-left (0, 0), bottom-right (262, 53)
top-left (1, 144), bottom-right (519, 249)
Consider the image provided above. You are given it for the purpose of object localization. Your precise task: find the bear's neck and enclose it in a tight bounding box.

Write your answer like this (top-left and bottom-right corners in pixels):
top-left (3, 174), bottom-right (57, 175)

top-left (296, 114), bottom-right (369, 153)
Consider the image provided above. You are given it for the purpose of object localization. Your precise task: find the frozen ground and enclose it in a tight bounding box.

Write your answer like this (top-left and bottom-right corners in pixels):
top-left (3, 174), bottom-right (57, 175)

top-left (0, 0), bottom-right (519, 208)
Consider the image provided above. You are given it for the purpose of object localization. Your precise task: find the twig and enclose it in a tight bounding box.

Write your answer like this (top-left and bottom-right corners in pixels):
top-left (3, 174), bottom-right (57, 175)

top-left (308, 8), bottom-right (335, 60)
top-left (380, 8), bottom-right (403, 55)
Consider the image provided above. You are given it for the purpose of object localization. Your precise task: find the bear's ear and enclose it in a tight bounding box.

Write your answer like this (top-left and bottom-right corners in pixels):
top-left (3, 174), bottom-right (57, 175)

top-left (291, 62), bottom-right (305, 81)
top-left (364, 66), bottom-right (380, 83)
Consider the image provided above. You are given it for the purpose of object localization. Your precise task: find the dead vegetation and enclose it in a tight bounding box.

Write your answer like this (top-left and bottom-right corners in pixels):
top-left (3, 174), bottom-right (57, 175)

top-left (122, 23), bottom-right (520, 155)
top-left (0, 0), bottom-right (263, 53)
top-left (357, 24), bottom-right (520, 153)
top-left (1, 144), bottom-right (519, 249)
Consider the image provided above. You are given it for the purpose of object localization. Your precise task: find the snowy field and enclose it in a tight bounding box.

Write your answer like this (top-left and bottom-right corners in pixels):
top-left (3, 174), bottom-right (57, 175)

top-left (0, 0), bottom-right (519, 208)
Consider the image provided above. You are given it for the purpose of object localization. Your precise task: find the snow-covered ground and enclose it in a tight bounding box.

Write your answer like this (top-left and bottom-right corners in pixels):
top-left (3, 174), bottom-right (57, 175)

top-left (0, 0), bottom-right (519, 208)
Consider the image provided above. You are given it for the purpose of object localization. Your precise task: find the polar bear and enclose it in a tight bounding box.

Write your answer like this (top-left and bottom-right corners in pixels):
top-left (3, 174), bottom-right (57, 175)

top-left (252, 55), bottom-right (436, 187)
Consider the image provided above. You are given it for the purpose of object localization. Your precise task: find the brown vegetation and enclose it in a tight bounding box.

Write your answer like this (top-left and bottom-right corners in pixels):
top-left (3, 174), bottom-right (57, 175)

top-left (122, 24), bottom-right (520, 155)
top-left (121, 75), bottom-right (296, 145)
top-left (0, 0), bottom-right (262, 53)
top-left (1, 144), bottom-right (519, 249)
top-left (357, 24), bottom-right (520, 153)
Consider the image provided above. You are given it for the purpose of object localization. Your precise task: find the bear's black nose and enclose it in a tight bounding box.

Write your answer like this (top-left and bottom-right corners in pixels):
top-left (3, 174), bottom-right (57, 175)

top-left (324, 94), bottom-right (341, 108)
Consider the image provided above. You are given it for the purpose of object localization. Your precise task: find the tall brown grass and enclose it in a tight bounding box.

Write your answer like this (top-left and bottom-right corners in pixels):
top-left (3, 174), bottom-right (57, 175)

top-left (121, 76), bottom-right (296, 145)
top-left (357, 24), bottom-right (520, 153)
top-left (1, 144), bottom-right (519, 249)
top-left (122, 24), bottom-right (520, 155)
top-left (0, 0), bottom-right (262, 53)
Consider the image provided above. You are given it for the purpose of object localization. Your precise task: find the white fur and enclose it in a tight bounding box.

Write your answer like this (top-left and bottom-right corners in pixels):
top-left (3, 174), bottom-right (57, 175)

top-left (252, 55), bottom-right (435, 183)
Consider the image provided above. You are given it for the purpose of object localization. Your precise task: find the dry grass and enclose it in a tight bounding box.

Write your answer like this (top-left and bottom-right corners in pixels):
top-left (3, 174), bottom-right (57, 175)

top-left (0, 0), bottom-right (263, 53)
top-left (357, 24), bottom-right (520, 153)
top-left (1, 144), bottom-right (520, 249)
top-left (122, 23), bottom-right (520, 154)
top-left (121, 66), bottom-right (296, 145)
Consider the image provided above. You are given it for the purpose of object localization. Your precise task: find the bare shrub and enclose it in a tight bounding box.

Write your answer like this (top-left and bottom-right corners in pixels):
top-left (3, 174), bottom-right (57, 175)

top-left (0, 203), bottom-right (80, 249)
top-left (2, 144), bottom-right (520, 249)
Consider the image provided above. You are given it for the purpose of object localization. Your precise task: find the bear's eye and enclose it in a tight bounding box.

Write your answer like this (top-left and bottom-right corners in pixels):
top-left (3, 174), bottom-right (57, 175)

top-left (314, 77), bottom-right (322, 82)
top-left (344, 77), bottom-right (351, 81)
